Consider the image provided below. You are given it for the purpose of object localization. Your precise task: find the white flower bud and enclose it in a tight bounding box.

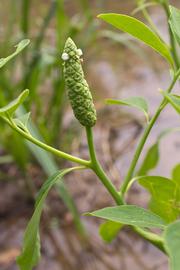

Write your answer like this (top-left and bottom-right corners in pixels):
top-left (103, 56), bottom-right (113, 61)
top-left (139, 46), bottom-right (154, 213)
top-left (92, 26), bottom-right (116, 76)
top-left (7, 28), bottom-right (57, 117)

top-left (61, 52), bottom-right (69, 61)
top-left (77, 48), bottom-right (83, 57)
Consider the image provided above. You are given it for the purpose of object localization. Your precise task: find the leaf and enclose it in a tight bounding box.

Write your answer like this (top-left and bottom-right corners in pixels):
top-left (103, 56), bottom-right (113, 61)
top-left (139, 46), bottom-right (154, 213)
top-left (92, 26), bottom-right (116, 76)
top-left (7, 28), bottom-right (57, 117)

top-left (99, 221), bottom-right (123, 243)
top-left (98, 13), bottom-right (173, 66)
top-left (137, 128), bottom-right (180, 176)
top-left (169, 6), bottom-right (180, 46)
top-left (161, 91), bottom-right (180, 114)
top-left (17, 167), bottom-right (81, 270)
top-left (16, 107), bottom-right (85, 236)
top-left (139, 176), bottom-right (180, 223)
top-left (87, 205), bottom-right (167, 229)
top-left (0, 39), bottom-right (30, 68)
top-left (164, 221), bottom-right (180, 270)
top-left (138, 143), bottom-right (159, 175)
top-left (13, 112), bottom-right (31, 131)
top-left (0, 90), bottom-right (29, 118)
top-left (106, 97), bottom-right (149, 122)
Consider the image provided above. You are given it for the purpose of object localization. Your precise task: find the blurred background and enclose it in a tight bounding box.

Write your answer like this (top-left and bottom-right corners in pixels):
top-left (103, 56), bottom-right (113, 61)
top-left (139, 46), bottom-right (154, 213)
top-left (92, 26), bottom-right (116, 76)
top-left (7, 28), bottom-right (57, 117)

top-left (0, 0), bottom-right (180, 269)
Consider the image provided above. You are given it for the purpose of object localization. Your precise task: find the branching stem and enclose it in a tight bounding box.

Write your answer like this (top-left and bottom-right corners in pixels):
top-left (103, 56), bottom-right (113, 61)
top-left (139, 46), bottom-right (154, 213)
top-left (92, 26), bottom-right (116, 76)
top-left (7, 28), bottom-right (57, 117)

top-left (85, 127), bottom-right (165, 251)
top-left (86, 126), bottom-right (124, 205)
top-left (6, 119), bottom-right (91, 167)
top-left (120, 68), bottom-right (180, 195)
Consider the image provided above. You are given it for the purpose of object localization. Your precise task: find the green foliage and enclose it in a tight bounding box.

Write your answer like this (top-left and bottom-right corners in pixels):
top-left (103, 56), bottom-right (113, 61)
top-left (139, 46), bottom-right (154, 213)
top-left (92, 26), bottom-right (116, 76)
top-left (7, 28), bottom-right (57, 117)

top-left (62, 38), bottom-right (97, 127)
top-left (0, 39), bottom-right (30, 68)
top-left (0, 1), bottom-right (92, 239)
top-left (14, 112), bottom-right (31, 131)
top-left (17, 167), bottom-right (80, 270)
top-left (169, 6), bottom-right (180, 46)
top-left (106, 96), bottom-right (149, 122)
top-left (139, 176), bottom-right (180, 223)
top-left (0, 90), bottom-right (29, 118)
top-left (161, 92), bottom-right (180, 114)
top-left (98, 13), bottom-right (173, 66)
top-left (138, 143), bottom-right (159, 175)
top-left (2, 2), bottom-right (180, 270)
top-left (87, 205), bottom-right (167, 228)
top-left (164, 221), bottom-right (180, 270)
top-left (99, 221), bottom-right (123, 243)
top-left (137, 128), bottom-right (180, 176)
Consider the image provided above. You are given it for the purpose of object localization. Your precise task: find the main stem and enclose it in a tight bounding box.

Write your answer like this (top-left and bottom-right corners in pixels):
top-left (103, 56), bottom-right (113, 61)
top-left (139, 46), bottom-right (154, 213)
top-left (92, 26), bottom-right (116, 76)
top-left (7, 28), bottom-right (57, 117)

top-left (86, 127), bottom-right (124, 205)
top-left (120, 69), bottom-right (180, 195)
top-left (85, 126), bottom-right (165, 252)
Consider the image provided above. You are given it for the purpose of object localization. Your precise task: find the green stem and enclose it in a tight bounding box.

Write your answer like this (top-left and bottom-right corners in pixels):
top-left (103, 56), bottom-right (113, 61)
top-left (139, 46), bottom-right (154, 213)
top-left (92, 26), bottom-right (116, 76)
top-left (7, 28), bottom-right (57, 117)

top-left (142, 8), bottom-right (162, 40)
top-left (120, 69), bottom-right (180, 195)
top-left (85, 127), bottom-right (165, 252)
top-left (6, 119), bottom-right (91, 167)
top-left (162, 1), bottom-right (180, 69)
top-left (86, 127), bottom-right (124, 205)
top-left (134, 227), bottom-right (165, 253)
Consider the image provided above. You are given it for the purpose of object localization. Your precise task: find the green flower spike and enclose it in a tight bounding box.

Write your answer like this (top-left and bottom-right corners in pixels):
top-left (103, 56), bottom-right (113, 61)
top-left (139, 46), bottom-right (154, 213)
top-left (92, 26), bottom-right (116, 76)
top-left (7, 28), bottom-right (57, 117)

top-left (62, 37), bottom-right (97, 127)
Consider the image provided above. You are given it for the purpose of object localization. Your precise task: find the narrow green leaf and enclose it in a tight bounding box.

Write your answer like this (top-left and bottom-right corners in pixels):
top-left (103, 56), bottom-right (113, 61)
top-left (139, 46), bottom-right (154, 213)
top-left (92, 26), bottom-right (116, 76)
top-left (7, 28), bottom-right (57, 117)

top-left (106, 96), bottom-right (149, 122)
top-left (138, 143), bottom-right (159, 175)
top-left (164, 221), bottom-right (180, 270)
top-left (17, 167), bottom-right (81, 270)
top-left (99, 221), bottom-right (123, 243)
top-left (169, 6), bottom-right (180, 46)
top-left (0, 90), bottom-right (29, 117)
top-left (87, 205), bottom-right (167, 228)
top-left (161, 92), bottom-right (180, 114)
top-left (139, 176), bottom-right (180, 223)
top-left (0, 39), bottom-right (30, 68)
top-left (98, 13), bottom-right (173, 66)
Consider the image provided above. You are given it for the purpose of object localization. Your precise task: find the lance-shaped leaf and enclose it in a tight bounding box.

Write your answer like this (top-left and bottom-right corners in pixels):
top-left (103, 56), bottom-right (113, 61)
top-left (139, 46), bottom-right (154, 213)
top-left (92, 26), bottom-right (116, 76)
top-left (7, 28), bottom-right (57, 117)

top-left (164, 221), bottom-right (180, 270)
top-left (169, 6), bottom-right (180, 46)
top-left (87, 205), bottom-right (167, 229)
top-left (139, 176), bottom-right (180, 223)
top-left (0, 90), bottom-right (29, 118)
top-left (106, 96), bottom-right (149, 122)
top-left (17, 167), bottom-right (82, 270)
top-left (161, 91), bottom-right (180, 114)
top-left (138, 143), bottom-right (159, 175)
top-left (0, 39), bottom-right (30, 68)
top-left (99, 221), bottom-right (123, 243)
top-left (138, 128), bottom-right (180, 176)
top-left (98, 13), bottom-right (173, 66)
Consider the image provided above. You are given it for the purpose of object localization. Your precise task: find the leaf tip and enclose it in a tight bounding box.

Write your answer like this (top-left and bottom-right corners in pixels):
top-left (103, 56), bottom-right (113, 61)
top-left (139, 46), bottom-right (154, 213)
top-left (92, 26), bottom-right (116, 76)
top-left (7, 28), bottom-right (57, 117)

top-left (105, 98), bottom-right (111, 104)
top-left (97, 14), bottom-right (103, 18)
top-left (97, 13), bottom-right (108, 19)
top-left (83, 212), bottom-right (92, 216)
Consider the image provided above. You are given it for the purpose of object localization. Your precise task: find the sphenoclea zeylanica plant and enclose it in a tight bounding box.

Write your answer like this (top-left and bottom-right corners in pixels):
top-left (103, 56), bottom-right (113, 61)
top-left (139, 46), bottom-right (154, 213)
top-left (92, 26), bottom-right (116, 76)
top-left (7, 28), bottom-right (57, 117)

top-left (1, 2), bottom-right (180, 270)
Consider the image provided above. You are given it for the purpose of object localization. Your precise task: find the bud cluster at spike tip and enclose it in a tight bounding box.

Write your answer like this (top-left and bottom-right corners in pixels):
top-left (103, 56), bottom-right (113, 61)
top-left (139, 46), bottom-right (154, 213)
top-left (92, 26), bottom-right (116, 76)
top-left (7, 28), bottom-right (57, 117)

top-left (62, 38), bottom-right (97, 127)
